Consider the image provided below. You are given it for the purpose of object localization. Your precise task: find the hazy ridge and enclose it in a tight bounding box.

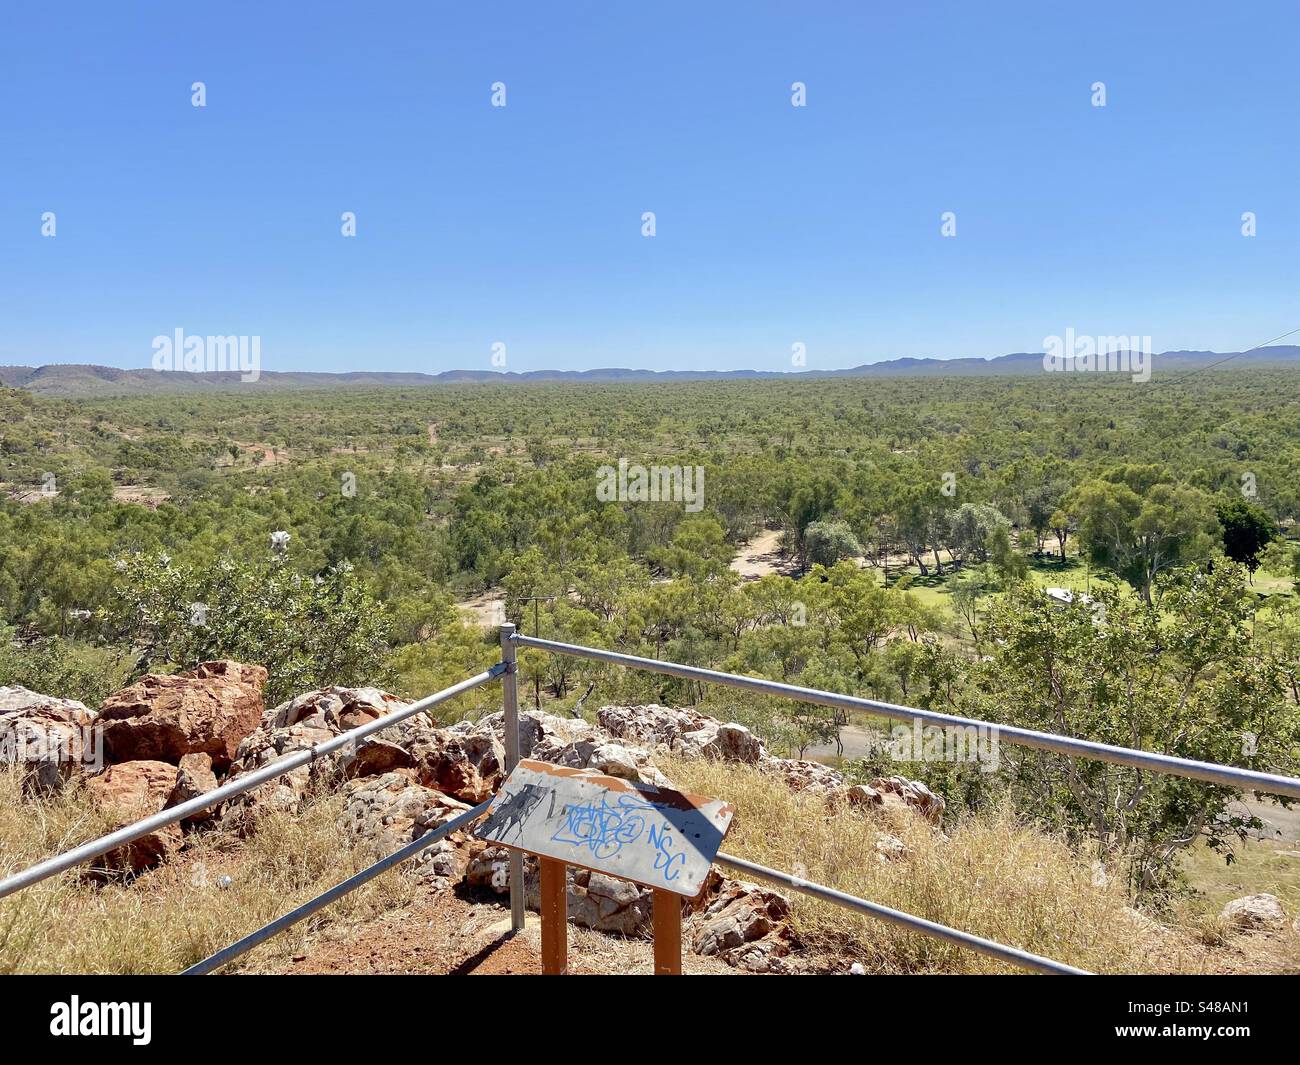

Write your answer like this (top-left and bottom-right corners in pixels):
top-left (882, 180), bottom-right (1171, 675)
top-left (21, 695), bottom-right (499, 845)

top-left (2, 346), bottom-right (1299, 397)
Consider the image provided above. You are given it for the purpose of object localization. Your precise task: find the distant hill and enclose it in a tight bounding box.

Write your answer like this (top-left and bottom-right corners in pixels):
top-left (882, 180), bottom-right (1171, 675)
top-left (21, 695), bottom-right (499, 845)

top-left (3, 347), bottom-right (1299, 397)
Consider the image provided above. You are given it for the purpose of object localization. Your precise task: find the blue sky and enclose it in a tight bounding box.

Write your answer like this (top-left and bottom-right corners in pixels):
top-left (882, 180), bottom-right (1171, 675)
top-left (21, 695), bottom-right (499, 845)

top-left (1, 1), bottom-right (1297, 374)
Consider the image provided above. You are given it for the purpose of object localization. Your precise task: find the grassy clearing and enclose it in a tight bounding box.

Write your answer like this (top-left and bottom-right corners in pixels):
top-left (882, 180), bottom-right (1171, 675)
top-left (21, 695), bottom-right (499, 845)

top-left (1180, 839), bottom-right (1300, 920)
top-left (659, 753), bottom-right (1210, 974)
top-left (0, 768), bottom-right (416, 974)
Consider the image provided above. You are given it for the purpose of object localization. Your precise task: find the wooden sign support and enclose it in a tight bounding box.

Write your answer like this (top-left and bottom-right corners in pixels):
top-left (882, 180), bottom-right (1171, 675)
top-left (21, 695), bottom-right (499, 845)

top-left (475, 759), bottom-right (734, 977)
top-left (652, 889), bottom-right (682, 975)
top-left (539, 857), bottom-right (568, 975)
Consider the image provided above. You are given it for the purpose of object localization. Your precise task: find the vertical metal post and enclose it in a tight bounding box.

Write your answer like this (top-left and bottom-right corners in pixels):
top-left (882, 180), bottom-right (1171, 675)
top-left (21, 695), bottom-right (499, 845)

top-left (500, 623), bottom-right (525, 932)
top-left (533, 597), bottom-right (541, 711)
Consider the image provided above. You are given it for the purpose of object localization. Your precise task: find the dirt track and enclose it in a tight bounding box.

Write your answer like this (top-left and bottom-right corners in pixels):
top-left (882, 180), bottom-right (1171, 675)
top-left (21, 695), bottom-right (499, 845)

top-left (249, 886), bottom-right (741, 975)
top-left (730, 528), bottom-right (796, 580)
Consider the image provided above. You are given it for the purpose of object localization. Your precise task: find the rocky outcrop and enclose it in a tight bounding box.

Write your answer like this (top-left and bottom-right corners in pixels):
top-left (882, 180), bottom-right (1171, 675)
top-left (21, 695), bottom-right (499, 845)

top-left (222, 687), bottom-right (411, 826)
top-left (597, 704), bottom-right (766, 764)
top-left (597, 704), bottom-right (944, 823)
top-left (222, 698), bottom-right (643, 822)
top-left (687, 871), bottom-right (795, 972)
top-left (1221, 893), bottom-right (1287, 933)
top-left (565, 869), bottom-right (655, 936)
top-left (0, 686), bottom-right (98, 790)
top-left (395, 717), bottom-right (504, 803)
top-left (84, 760), bottom-right (184, 872)
top-left (542, 735), bottom-right (671, 788)
top-left (463, 842), bottom-right (792, 951)
top-left (463, 842), bottom-right (657, 935)
top-left (98, 661), bottom-right (266, 770)
top-left (773, 758), bottom-right (846, 795)
top-left (464, 844), bottom-right (512, 893)
top-left (847, 775), bottom-right (945, 824)
top-left (596, 704), bottom-right (943, 823)
top-left (265, 684), bottom-right (407, 734)
top-left (12, 679), bottom-right (937, 972)
top-left (340, 770), bottom-right (473, 888)
top-left (466, 842), bottom-right (659, 936)
top-left (475, 710), bottom-right (671, 788)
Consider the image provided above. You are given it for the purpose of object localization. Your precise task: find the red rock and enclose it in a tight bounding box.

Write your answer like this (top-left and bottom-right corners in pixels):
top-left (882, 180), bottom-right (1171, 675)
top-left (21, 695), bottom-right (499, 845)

top-left (84, 760), bottom-right (183, 872)
top-left (98, 660), bottom-right (266, 770)
top-left (221, 687), bottom-right (412, 829)
top-left (398, 720), bottom-right (506, 804)
top-left (167, 752), bottom-right (219, 823)
top-left (340, 770), bottom-right (471, 854)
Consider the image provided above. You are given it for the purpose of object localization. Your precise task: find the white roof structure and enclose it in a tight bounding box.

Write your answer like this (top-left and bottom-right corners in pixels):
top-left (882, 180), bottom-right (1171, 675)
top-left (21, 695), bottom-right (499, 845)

top-left (1043, 587), bottom-right (1093, 606)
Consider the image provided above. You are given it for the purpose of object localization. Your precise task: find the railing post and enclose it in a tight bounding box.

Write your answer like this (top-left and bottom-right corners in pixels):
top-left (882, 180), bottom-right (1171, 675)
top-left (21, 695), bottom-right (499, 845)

top-left (500, 622), bottom-right (525, 932)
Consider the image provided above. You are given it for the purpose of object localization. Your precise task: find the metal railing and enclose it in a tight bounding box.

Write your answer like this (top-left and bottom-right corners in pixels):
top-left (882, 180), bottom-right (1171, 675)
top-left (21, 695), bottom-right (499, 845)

top-left (511, 633), bottom-right (1300, 800)
top-left (2, 624), bottom-right (1298, 976)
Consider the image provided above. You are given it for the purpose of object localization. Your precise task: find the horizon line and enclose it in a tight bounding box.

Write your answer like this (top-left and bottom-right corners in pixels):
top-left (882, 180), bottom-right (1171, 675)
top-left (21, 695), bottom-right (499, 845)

top-left (6, 344), bottom-right (1300, 379)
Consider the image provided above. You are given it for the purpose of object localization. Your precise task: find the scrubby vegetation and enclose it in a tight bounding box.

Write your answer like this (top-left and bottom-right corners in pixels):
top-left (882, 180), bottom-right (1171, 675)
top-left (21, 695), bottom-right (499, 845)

top-left (2, 369), bottom-right (1299, 925)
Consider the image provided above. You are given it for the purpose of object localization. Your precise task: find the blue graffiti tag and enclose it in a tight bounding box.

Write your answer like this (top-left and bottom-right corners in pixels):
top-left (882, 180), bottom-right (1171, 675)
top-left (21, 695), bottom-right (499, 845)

top-left (550, 792), bottom-right (691, 885)
top-left (648, 822), bottom-right (686, 882)
top-left (551, 793), bottom-right (656, 861)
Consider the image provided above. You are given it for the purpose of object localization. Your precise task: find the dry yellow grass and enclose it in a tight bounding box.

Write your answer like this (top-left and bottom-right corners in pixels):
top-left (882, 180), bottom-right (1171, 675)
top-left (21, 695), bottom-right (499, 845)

top-left (658, 753), bottom-right (1213, 974)
top-left (3, 760), bottom-right (1293, 975)
top-left (0, 767), bottom-right (417, 974)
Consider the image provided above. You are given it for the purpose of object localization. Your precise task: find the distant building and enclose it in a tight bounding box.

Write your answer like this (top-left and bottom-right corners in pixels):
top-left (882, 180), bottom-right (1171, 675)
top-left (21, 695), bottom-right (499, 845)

top-left (1043, 587), bottom-right (1090, 606)
top-left (1043, 587), bottom-right (1104, 624)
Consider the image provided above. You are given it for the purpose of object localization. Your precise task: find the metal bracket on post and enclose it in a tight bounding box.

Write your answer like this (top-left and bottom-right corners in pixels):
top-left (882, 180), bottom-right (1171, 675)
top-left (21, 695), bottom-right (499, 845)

top-left (499, 623), bottom-right (526, 933)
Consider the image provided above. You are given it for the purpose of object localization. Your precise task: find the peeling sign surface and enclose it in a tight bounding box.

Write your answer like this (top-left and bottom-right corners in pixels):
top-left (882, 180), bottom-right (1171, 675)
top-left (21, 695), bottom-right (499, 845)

top-left (475, 759), bottom-right (735, 897)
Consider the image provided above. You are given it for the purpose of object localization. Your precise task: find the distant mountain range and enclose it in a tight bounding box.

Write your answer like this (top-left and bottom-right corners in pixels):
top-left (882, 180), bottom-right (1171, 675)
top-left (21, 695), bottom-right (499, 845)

top-left (3, 347), bottom-right (1299, 397)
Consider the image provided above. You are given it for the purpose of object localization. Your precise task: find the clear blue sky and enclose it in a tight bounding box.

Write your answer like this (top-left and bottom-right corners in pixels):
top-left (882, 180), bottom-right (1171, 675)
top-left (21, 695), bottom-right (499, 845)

top-left (1, 1), bottom-right (1297, 374)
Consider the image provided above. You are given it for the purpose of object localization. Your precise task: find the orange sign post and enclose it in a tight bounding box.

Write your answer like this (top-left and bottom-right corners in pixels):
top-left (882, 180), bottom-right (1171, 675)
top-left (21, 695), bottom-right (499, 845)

top-left (538, 857), bottom-right (569, 975)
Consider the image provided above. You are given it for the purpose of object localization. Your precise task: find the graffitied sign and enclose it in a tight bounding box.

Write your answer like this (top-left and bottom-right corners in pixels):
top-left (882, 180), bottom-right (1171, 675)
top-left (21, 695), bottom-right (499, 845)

top-left (475, 759), bottom-right (735, 897)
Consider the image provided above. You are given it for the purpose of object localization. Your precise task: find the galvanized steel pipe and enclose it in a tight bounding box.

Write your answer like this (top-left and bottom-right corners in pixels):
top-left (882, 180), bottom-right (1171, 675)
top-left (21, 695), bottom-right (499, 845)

top-left (512, 634), bottom-right (1300, 800)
